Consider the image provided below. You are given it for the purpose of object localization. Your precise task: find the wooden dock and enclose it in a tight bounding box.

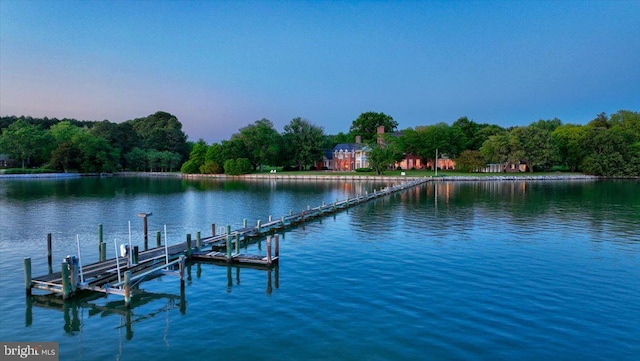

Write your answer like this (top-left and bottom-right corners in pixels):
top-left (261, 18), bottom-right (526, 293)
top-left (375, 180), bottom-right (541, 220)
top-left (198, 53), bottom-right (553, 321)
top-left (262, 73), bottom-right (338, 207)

top-left (24, 177), bottom-right (429, 307)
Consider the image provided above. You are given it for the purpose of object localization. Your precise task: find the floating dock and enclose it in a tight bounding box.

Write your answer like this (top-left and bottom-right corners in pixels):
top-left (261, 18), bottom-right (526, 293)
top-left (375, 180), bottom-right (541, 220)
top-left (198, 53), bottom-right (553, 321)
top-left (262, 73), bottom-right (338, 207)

top-left (24, 177), bottom-right (429, 307)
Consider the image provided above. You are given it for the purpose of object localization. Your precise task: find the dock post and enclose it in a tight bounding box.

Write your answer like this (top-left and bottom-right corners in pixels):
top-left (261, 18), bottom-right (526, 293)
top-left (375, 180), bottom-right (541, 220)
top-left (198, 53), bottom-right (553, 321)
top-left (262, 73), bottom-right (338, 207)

top-left (179, 255), bottom-right (185, 285)
top-left (156, 231), bottom-right (161, 247)
top-left (226, 224), bottom-right (231, 235)
top-left (266, 236), bottom-right (272, 265)
top-left (274, 234), bottom-right (279, 258)
top-left (256, 220), bottom-right (261, 234)
top-left (289, 209), bottom-right (293, 216)
top-left (24, 257), bottom-right (32, 296)
top-left (47, 233), bottom-right (53, 274)
top-left (235, 233), bottom-right (240, 254)
top-left (137, 212), bottom-right (152, 250)
top-left (211, 224), bottom-right (216, 237)
top-left (226, 235), bottom-right (232, 261)
top-left (243, 219), bottom-right (247, 228)
top-left (301, 211), bottom-right (305, 222)
top-left (100, 242), bottom-right (106, 262)
top-left (269, 215), bottom-right (272, 222)
top-left (132, 246), bottom-right (139, 265)
top-left (186, 234), bottom-right (192, 257)
top-left (281, 216), bottom-right (285, 228)
top-left (61, 260), bottom-right (71, 299)
top-left (124, 271), bottom-right (132, 308)
top-left (196, 231), bottom-right (201, 250)
top-left (98, 224), bottom-right (103, 256)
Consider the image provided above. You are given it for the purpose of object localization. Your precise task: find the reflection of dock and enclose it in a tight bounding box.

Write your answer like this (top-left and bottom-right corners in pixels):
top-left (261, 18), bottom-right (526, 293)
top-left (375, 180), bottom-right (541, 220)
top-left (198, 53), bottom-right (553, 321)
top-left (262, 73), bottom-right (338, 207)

top-left (24, 177), bottom-right (429, 307)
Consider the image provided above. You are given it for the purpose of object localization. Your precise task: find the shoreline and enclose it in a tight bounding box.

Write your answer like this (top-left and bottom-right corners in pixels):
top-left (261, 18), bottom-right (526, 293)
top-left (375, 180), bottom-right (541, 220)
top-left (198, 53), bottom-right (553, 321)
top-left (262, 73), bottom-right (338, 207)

top-left (0, 171), bottom-right (608, 181)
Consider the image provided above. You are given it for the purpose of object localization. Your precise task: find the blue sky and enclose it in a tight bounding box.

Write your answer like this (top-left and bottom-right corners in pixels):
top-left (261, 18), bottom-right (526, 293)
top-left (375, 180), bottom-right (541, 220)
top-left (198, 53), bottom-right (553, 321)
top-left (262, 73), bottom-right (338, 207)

top-left (1, 0), bottom-right (639, 143)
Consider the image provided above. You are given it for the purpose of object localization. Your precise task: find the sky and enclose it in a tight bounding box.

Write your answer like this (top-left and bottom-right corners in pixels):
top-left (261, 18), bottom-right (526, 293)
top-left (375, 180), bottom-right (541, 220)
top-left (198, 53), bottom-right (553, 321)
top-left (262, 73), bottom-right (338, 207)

top-left (1, 0), bottom-right (639, 143)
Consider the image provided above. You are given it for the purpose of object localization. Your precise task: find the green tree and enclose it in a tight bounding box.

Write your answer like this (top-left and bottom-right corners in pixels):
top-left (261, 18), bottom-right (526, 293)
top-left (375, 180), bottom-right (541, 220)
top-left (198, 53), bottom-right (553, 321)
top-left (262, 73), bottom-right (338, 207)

top-left (480, 131), bottom-right (511, 167)
top-left (180, 139), bottom-right (208, 174)
top-left (552, 124), bottom-right (586, 171)
top-left (233, 118), bottom-right (281, 170)
top-left (125, 147), bottom-right (148, 171)
top-left (350, 112), bottom-right (398, 144)
top-left (508, 125), bottom-right (555, 172)
top-left (0, 119), bottom-right (51, 168)
top-left (367, 144), bottom-right (402, 175)
top-left (282, 117), bottom-right (325, 170)
top-left (455, 150), bottom-right (486, 172)
top-left (127, 111), bottom-right (188, 159)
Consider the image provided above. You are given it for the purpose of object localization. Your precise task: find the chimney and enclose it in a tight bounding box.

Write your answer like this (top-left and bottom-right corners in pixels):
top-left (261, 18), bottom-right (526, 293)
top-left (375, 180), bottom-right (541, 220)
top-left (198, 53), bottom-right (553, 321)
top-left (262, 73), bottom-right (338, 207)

top-left (377, 126), bottom-right (385, 145)
top-left (355, 135), bottom-right (361, 144)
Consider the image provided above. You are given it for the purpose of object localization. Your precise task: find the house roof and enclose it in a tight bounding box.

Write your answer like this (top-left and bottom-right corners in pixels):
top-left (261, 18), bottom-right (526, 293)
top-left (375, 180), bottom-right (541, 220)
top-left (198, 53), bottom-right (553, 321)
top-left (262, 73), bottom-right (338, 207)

top-left (333, 143), bottom-right (372, 152)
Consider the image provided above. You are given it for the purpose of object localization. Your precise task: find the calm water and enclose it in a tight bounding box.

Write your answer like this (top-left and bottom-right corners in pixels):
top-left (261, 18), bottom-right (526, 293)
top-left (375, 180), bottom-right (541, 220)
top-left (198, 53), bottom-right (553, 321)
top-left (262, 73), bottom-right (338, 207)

top-left (0, 176), bottom-right (638, 360)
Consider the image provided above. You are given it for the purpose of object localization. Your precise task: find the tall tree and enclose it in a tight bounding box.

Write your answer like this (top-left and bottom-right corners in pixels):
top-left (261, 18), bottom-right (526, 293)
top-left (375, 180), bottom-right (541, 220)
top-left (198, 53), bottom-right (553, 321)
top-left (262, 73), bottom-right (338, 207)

top-left (0, 119), bottom-right (50, 168)
top-left (233, 118), bottom-right (281, 171)
top-left (282, 117), bottom-right (325, 170)
top-left (350, 112), bottom-right (398, 143)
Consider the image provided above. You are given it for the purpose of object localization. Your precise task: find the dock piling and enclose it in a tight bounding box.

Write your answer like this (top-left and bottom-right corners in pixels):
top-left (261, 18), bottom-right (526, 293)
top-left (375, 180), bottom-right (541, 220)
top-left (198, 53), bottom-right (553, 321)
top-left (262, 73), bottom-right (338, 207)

top-left (99, 242), bottom-right (106, 262)
top-left (196, 231), bottom-right (201, 250)
top-left (211, 223), bottom-right (216, 237)
top-left (274, 234), bottom-right (279, 258)
top-left (266, 236), bottom-right (272, 264)
top-left (186, 234), bottom-right (192, 257)
top-left (226, 235), bottom-right (232, 261)
top-left (132, 246), bottom-right (139, 265)
top-left (61, 260), bottom-right (71, 299)
top-left (47, 233), bottom-right (52, 274)
top-left (156, 231), bottom-right (161, 247)
top-left (24, 257), bottom-right (32, 296)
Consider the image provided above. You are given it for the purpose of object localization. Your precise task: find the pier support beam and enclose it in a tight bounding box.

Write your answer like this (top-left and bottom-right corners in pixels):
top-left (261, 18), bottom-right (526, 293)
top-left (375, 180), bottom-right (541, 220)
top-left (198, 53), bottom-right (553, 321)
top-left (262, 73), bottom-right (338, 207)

top-left (24, 258), bottom-right (32, 296)
top-left (47, 233), bottom-right (53, 274)
top-left (266, 236), bottom-right (272, 265)
top-left (156, 231), bottom-right (161, 247)
top-left (196, 231), bottom-right (201, 250)
top-left (61, 260), bottom-right (71, 299)
top-left (186, 234), bottom-right (192, 257)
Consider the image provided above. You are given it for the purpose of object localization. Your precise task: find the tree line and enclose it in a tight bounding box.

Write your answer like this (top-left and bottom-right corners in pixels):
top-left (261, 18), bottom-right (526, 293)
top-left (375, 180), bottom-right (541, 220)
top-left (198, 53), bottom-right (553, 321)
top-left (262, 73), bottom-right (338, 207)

top-left (2, 109), bottom-right (638, 177)
top-left (0, 111), bottom-right (189, 173)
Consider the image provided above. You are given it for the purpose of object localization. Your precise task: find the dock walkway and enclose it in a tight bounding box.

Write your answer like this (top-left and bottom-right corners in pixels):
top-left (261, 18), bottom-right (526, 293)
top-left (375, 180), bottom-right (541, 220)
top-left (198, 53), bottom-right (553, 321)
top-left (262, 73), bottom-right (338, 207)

top-left (25, 177), bottom-right (430, 306)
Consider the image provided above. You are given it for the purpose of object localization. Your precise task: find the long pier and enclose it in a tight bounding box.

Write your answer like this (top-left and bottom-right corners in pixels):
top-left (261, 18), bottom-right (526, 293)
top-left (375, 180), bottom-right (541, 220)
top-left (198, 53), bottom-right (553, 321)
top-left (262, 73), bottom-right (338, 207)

top-left (24, 177), bottom-right (429, 307)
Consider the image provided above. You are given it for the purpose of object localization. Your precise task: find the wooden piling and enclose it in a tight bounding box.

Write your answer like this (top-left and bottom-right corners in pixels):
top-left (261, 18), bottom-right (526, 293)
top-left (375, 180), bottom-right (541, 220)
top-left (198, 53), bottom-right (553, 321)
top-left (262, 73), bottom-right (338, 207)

top-left (132, 246), bottom-right (139, 264)
top-left (226, 224), bottom-right (231, 235)
top-left (24, 258), bottom-right (32, 296)
top-left (266, 236), bottom-right (272, 264)
top-left (124, 271), bottom-right (132, 308)
top-left (256, 220), bottom-right (261, 233)
top-left (179, 255), bottom-right (185, 284)
top-left (274, 234), bottom-right (279, 258)
top-left (235, 233), bottom-right (239, 254)
top-left (186, 234), bottom-right (192, 257)
top-left (61, 260), bottom-right (71, 299)
top-left (196, 231), bottom-right (201, 250)
top-left (211, 223), bottom-right (216, 237)
top-left (47, 233), bottom-right (52, 274)
top-left (99, 242), bottom-right (106, 262)
top-left (243, 219), bottom-right (247, 228)
top-left (156, 231), bottom-right (161, 247)
top-left (226, 235), bottom-right (232, 261)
